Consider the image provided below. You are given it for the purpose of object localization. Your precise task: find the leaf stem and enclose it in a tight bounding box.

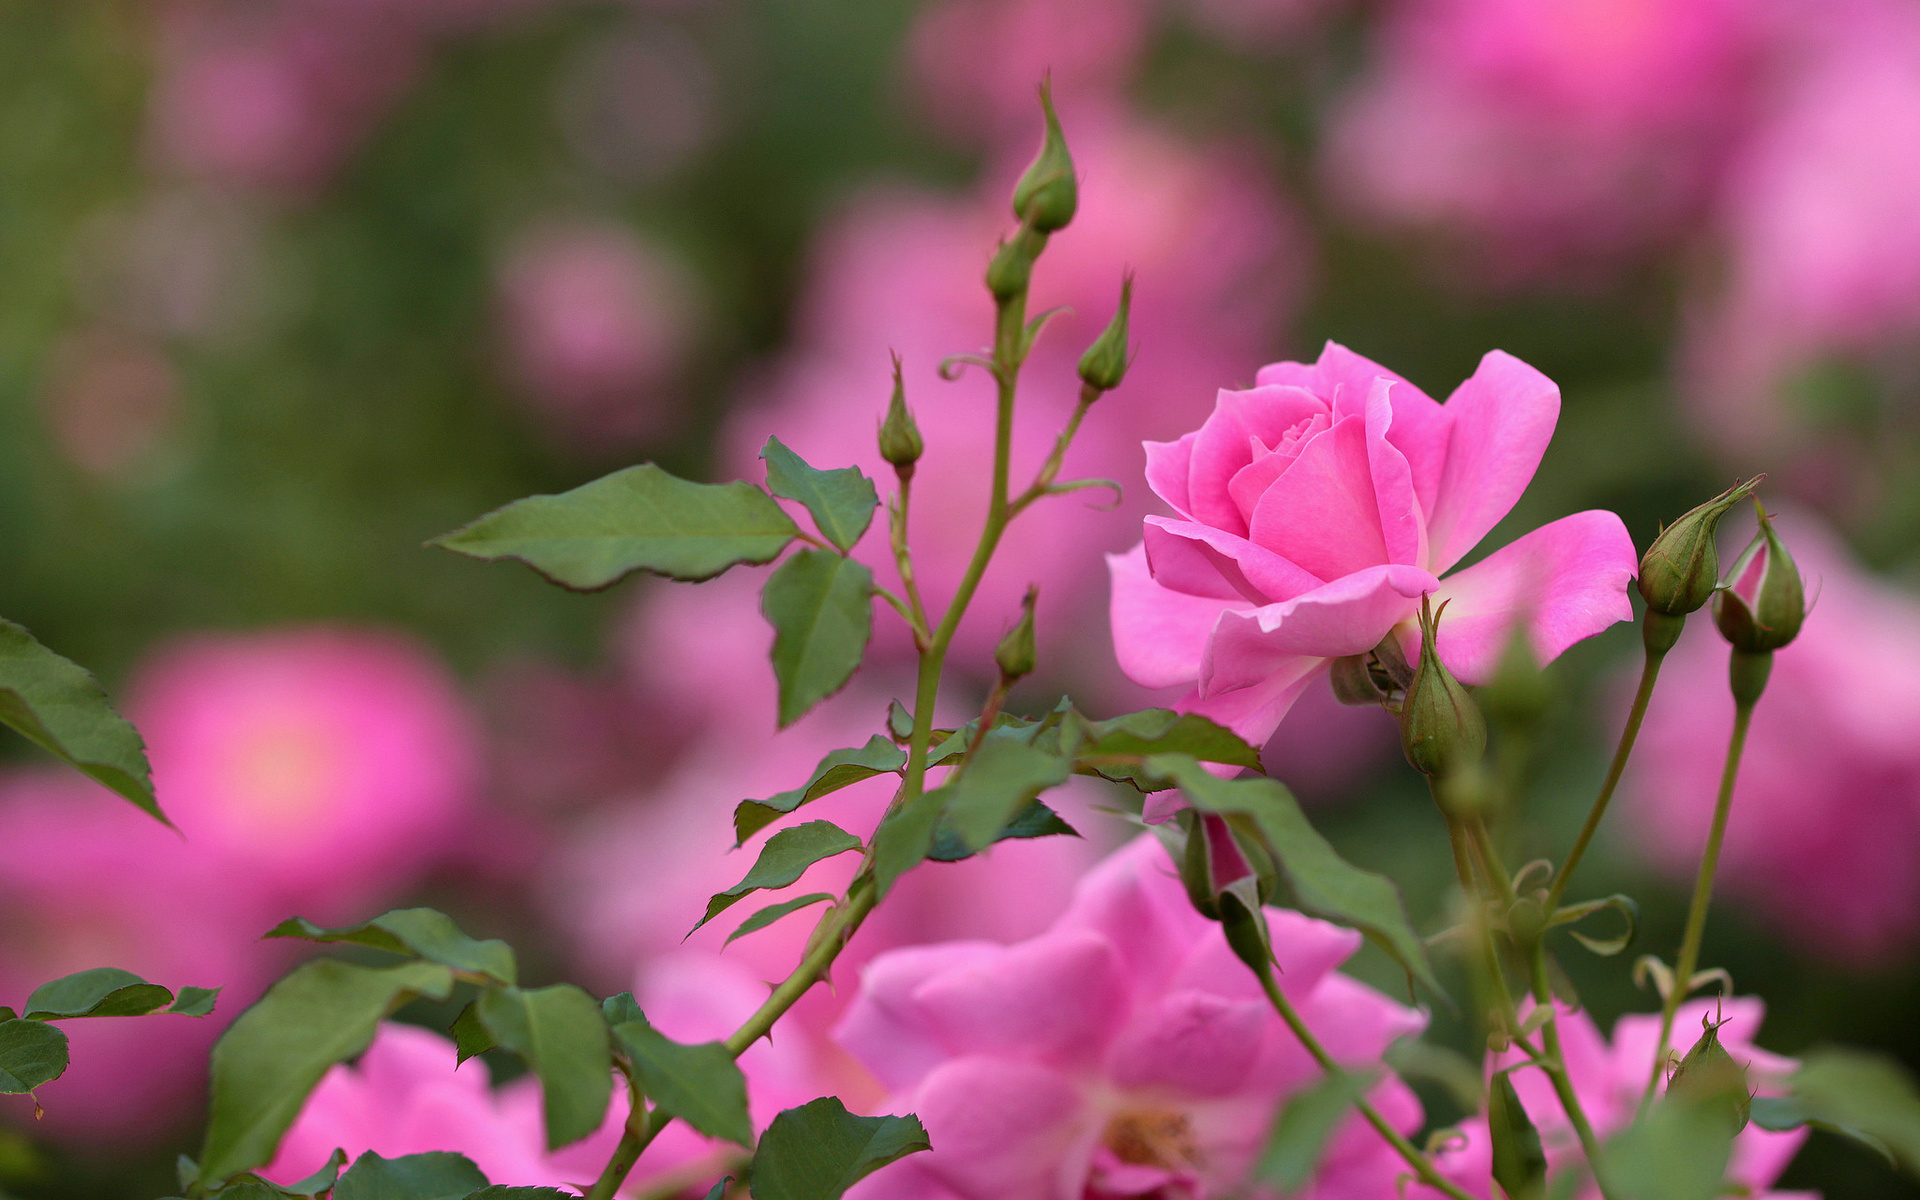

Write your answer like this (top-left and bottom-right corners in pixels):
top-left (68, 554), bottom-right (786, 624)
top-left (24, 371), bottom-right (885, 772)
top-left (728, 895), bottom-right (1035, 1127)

top-left (1544, 646), bottom-right (1667, 913)
top-left (1250, 956), bottom-right (1477, 1200)
top-left (1641, 695), bottom-right (1755, 1107)
top-left (890, 473), bottom-right (932, 649)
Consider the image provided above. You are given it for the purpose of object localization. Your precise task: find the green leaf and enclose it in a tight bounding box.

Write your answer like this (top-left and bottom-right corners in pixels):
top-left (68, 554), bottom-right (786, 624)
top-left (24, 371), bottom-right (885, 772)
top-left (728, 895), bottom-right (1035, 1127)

top-left (601, 992), bottom-right (644, 1027)
top-left (1148, 754), bottom-right (1441, 998)
top-left (1078, 710), bottom-right (1260, 790)
top-left (1776, 1047), bottom-right (1920, 1174)
top-left (0, 618), bottom-right (160, 821)
top-left (696, 820), bottom-right (862, 931)
top-left (333, 1151), bottom-right (488, 1200)
top-left (735, 736), bottom-right (905, 844)
top-left (1547, 895), bottom-right (1639, 957)
top-left (0, 1019), bottom-right (67, 1093)
top-left (24, 968), bottom-right (175, 1019)
top-left (760, 437), bottom-right (878, 553)
top-left (266, 909), bottom-right (517, 986)
top-left (937, 735), bottom-right (1076, 855)
top-left (1604, 1096), bottom-right (1734, 1200)
top-left (1489, 1070), bottom-right (1547, 1200)
top-left (750, 1098), bottom-right (930, 1200)
top-left (463, 1190), bottom-right (575, 1199)
top-left (870, 786), bottom-right (947, 899)
top-left (170, 986), bottom-right (221, 1017)
top-left (726, 894), bottom-right (837, 946)
top-left (449, 1003), bottom-right (494, 1065)
top-left (927, 800), bottom-right (1078, 862)
top-left (762, 551), bottom-right (874, 728)
top-left (474, 985), bottom-right (612, 1151)
top-left (215, 1183), bottom-right (295, 1200)
top-left (431, 464), bottom-right (799, 590)
top-left (199, 960), bottom-right (456, 1183)
top-left (1257, 1068), bottom-right (1374, 1193)
top-left (1748, 1096), bottom-right (1895, 1168)
top-left (281, 1148), bottom-right (349, 1195)
top-left (609, 1016), bottom-right (753, 1147)
top-left (886, 702), bottom-right (914, 741)
top-left (702, 1180), bottom-right (733, 1200)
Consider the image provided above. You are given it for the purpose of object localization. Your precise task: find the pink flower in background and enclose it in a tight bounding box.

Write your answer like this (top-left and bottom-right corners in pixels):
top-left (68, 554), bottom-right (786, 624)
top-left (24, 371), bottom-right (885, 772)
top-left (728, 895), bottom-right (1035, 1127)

top-left (1623, 515), bottom-right (1920, 965)
top-left (725, 111), bottom-right (1304, 679)
top-left (128, 626), bottom-right (480, 920)
top-left (1323, 0), bottom-right (1767, 281)
top-left (1108, 341), bottom-right (1637, 756)
top-left (497, 219), bottom-right (698, 452)
top-left (1420, 997), bottom-right (1809, 1199)
top-left (1681, 0), bottom-right (1920, 458)
top-left (834, 834), bottom-right (1426, 1200)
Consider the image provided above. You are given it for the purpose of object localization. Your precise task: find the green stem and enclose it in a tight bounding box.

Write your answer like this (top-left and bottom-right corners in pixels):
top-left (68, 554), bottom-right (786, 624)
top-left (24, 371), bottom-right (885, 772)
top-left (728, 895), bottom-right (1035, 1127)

top-left (1251, 959), bottom-right (1477, 1200)
top-left (584, 1082), bottom-right (658, 1200)
top-left (1526, 948), bottom-right (1616, 1198)
top-left (1642, 695), bottom-right (1755, 1106)
top-left (1544, 645), bottom-right (1667, 914)
top-left (890, 471), bottom-right (932, 648)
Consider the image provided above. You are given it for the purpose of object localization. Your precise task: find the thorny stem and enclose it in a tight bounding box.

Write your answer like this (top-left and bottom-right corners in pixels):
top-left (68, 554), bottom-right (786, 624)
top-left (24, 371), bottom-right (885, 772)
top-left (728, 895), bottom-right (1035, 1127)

top-left (1544, 646), bottom-right (1667, 913)
top-left (589, 219), bottom-right (1094, 1199)
top-left (1250, 958), bottom-right (1478, 1200)
top-left (1642, 696), bottom-right (1755, 1107)
top-left (890, 470), bottom-right (932, 649)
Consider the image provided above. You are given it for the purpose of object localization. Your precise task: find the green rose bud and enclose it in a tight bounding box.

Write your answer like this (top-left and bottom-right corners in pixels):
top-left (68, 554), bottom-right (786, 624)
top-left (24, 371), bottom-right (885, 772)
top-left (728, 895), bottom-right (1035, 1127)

top-left (1714, 502), bottom-right (1806, 656)
top-left (985, 227), bottom-right (1045, 302)
top-left (1076, 272), bottom-right (1134, 394)
top-left (1400, 597), bottom-right (1487, 780)
top-left (1637, 478), bottom-right (1763, 648)
top-left (1011, 79), bottom-right (1077, 233)
top-left (994, 586), bottom-right (1038, 682)
top-left (1668, 1013), bottom-right (1751, 1134)
top-left (877, 353), bottom-right (924, 473)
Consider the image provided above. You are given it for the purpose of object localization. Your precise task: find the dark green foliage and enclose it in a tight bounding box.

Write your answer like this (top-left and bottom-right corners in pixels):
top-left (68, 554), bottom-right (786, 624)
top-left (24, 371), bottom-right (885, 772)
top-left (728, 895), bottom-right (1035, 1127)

top-left (762, 550), bottom-right (874, 727)
top-left (760, 437), bottom-right (878, 552)
top-left (698, 820), bottom-right (862, 929)
top-left (0, 618), bottom-right (160, 820)
top-left (750, 1098), bottom-right (930, 1200)
top-left (266, 909), bottom-right (517, 986)
top-left (609, 1015), bottom-right (753, 1147)
top-left (473, 984), bottom-right (612, 1150)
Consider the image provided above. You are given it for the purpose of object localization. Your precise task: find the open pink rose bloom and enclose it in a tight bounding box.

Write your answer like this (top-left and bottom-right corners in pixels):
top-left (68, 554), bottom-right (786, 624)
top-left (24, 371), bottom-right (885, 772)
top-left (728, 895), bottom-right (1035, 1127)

top-left (1109, 342), bottom-right (1639, 759)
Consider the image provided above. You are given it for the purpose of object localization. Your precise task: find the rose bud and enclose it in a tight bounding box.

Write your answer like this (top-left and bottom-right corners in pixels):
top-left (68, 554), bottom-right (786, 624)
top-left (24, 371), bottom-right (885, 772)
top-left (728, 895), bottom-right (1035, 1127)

top-left (1714, 503), bottom-right (1807, 657)
top-left (877, 352), bottom-right (923, 473)
top-left (1400, 596), bottom-right (1487, 780)
top-left (1011, 78), bottom-right (1077, 233)
top-left (994, 586), bottom-right (1038, 683)
top-left (1179, 810), bottom-right (1278, 922)
top-left (1638, 477), bottom-right (1762, 652)
top-left (1076, 272), bottom-right (1134, 395)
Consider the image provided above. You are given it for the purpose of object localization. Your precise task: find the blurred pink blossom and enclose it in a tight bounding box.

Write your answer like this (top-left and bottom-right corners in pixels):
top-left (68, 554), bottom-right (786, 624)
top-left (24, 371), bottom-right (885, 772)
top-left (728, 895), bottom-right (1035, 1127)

top-left (1324, 0), bottom-right (1770, 281)
top-left (1107, 341), bottom-right (1637, 760)
top-left (39, 329), bottom-right (186, 482)
top-left (722, 110), bottom-right (1305, 679)
top-left (834, 833), bottom-right (1426, 1200)
top-left (554, 21), bottom-right (716, 186)
top-left (127, 626), bottom-right (480, 921)
top-left (1681, 0), bottom-right (1920, 457)
top-left (1421, 997), bottom-right (1809, 1199)
top-left (1623, 515), bottom-right (1920, 966)
top-left (496, 219), bottom-right (698, 452)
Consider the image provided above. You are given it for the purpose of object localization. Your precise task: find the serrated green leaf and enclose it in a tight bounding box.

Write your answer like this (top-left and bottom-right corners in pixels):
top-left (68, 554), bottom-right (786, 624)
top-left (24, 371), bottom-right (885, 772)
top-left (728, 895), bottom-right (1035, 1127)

top-left (871, 786), bottom-right (947, 899)
top-left (750, 1098), bottom-right (929, 1200)
top-left (726, 894), bottom-right (837, 946)
top-left (610, 1017), bottom-right (752, 1147)
top-left (475, 985), bottom-right (611, 1151)
top-left (266, 909), bottom-right (517, 986)
top-left (0, 618), bottom-right (160, 821)
top-left (697, 821), bottom-right (862, 931)
top-left (927, 800), bottom-right (1078, 862)
top-left (463, 1190), bottom-right (575, 1199)
top-left (1148, 754), bottom-right (1440, 998)
top-left (763, 551), bottom-right (873, 728)
top-left (937, 735), bottom-right (1076, 855)
top-left (1489, 1070), bottom-right (1547, 1200)
top-left (1257, 1068), bottom-right (1374, 1193)
top-left (0, 1019), bottom-right (67, 1093)
top-left (24, 968), bottom-right (174, 1019)
top-left (1604, 1095), bottom-right (1734, 1200)
top-left (334, 1151), bottom-right (488, 1200)
top-left (200, 960), bottom-right (456, 1183)
top-left (449, 1003), bottom-right (494, 1065)
top-left (736, 736), bottom-right (905, 844)
top-left (170, 986), bottom-right (221, 1017)
top-left (431, 464), bottom-right (799, 590)
top-left (1079, 710), bottom-right (1260, 790)
top-left (1779, 1047), bottom-right (1920, 1175)
top-left (760, 438), bottom-right (878, 553)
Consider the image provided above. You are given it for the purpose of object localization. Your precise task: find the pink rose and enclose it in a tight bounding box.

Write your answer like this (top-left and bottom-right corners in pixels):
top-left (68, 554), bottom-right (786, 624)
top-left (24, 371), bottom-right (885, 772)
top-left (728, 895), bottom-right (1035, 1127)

top-left (1108, 342), bottom-right (1638, 756)
top-left (834, 834), bottom-right (1426, 1200)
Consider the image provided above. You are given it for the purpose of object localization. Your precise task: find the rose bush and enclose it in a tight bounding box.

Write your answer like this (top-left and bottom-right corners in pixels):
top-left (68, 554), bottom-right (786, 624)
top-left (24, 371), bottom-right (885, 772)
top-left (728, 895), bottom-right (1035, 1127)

top-left (1109, 341), bottom-right (1638, 756)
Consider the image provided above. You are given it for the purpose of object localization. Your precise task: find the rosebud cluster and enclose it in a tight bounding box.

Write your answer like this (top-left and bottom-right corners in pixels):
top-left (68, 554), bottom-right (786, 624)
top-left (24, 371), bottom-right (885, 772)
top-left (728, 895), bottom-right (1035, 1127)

top-left (1637, 477), bottom-right (1761, 654)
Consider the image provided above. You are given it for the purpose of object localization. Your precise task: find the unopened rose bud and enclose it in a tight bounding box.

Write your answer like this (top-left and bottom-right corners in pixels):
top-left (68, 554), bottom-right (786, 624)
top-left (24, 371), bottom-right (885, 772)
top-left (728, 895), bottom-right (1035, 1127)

top-left (1179, 811), bottom-right (1277, 922)
top-left (985, 228), bottom-right (1045, 303)
top-left (877, 353), bottom-right (923, 473)
top-left (1714, 503), bottom-right (1806, 657)
top-left (1400, 597), bottom-right (1486, 780)
top-left (994, 587), bottom-right (1038, 682)
top-left (1077, 272), bottom-right (1133, 394)
top-left (1638, 478), bottom-right (1763, 651)
top-left (1668, 1014), bottom-right (1750, 1134)
top-left (1011, 79), bottom-right (1077, 234)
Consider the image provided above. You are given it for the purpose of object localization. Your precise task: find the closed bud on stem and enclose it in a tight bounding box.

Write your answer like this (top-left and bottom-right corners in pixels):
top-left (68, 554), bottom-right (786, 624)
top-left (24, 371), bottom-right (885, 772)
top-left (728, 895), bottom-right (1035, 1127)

top-left (1179, 811), bottom-right (1278, 922)
top-left (1638, 477), bottom-right (1763, 627)
top-left (877, 353), bottom-right (923, 473)
top-left (1400, 596), bottom-right (1487, 779)
top-left (986, 227), bottom-right (1046, 302)
top-left (994, 586), bottom-right (1038, 682)
top-left (1714, 501), bottom-right (1806, 656)
top-left (1077, 272), bottom-right (1134, 394)
top-left (1011, 78), bottom-right (1077, 233)
top-left (1668, 1012), bottom-right (1751, 1134)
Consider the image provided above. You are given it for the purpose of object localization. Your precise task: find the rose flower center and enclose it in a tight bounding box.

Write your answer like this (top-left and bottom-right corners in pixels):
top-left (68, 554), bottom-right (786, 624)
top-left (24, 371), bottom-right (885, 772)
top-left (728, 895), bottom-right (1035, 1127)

top-left (1102, 1108), bottom-right (1201, 1171)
